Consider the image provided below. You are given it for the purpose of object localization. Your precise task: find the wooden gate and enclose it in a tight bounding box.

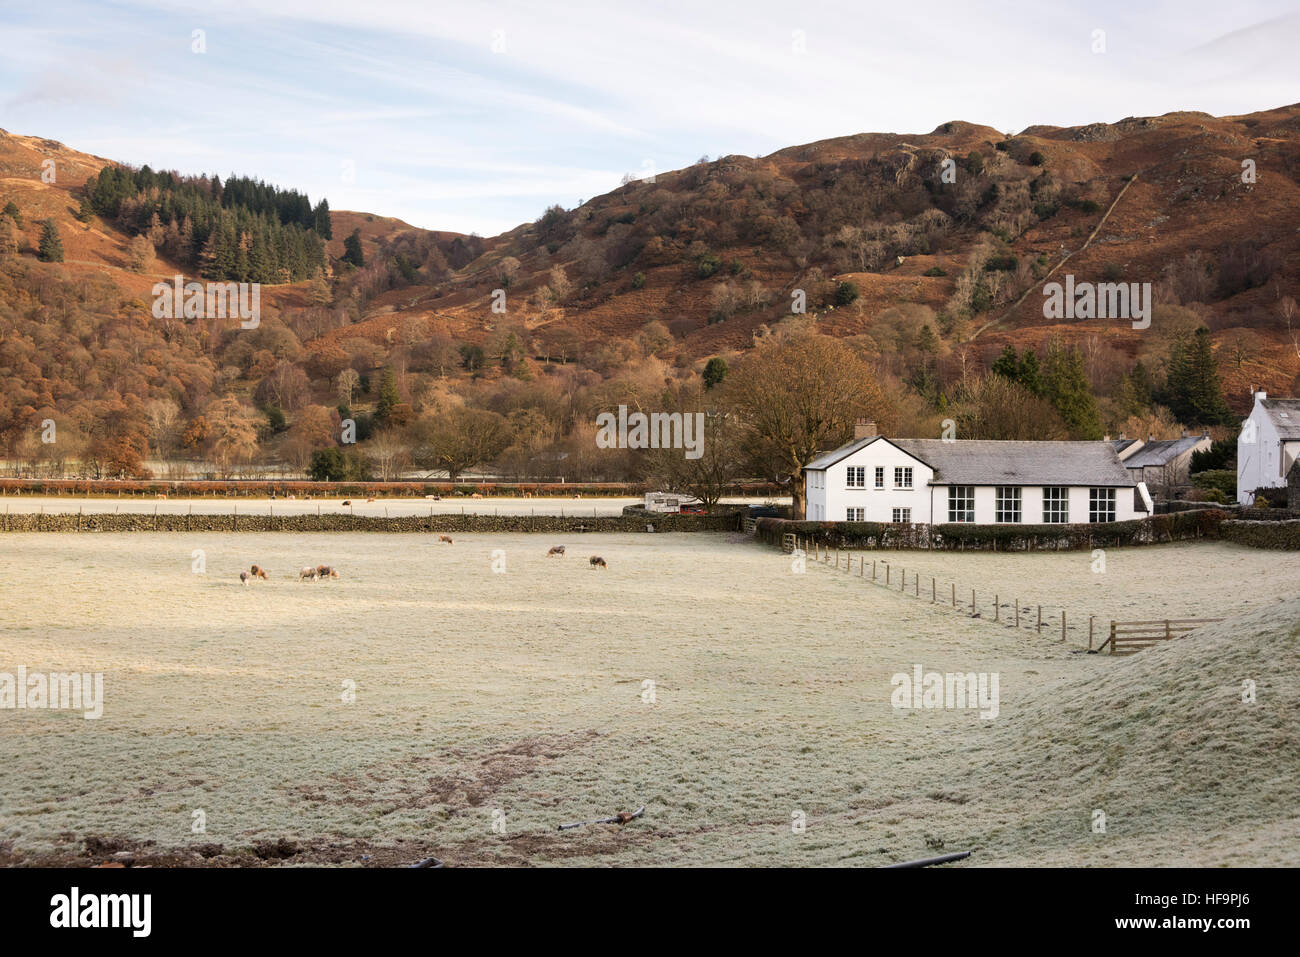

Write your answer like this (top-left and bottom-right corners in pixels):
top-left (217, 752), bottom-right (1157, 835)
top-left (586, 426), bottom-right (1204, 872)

top-left (1093, 618), bottom-right (1224, 655)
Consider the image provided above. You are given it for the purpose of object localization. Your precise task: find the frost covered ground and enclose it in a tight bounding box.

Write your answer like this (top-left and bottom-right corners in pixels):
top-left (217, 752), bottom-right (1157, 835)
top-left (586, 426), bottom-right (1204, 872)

top-left (0, 533), bottom-right (1295, 866)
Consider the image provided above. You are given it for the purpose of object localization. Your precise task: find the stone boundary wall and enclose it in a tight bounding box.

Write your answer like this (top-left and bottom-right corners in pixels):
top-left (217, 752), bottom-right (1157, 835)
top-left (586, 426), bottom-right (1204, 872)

top-left (0, 510), bottom-right (743, 534)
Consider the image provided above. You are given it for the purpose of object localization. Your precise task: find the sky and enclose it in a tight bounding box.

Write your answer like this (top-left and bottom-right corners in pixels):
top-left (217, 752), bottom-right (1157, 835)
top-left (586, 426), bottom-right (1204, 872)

top-left (2, 0), bottom-right (1297, 236)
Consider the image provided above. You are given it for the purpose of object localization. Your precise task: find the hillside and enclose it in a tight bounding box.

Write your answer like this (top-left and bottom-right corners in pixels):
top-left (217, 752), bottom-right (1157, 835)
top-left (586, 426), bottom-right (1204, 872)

top-left (307, 104), bottom-right (1300, 430)
top-left (2, 105), bottom-right (1299, 480)
top-left (968, 597), bottom-right (1300, 865)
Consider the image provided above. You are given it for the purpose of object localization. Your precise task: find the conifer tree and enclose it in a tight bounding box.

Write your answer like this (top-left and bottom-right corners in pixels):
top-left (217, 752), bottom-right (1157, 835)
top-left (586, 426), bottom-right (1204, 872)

top-left (313, 199), bottom-right (333, 239)
top-left (38, 219), bottom-right (65, 262)
top-left (375, 367), bottom-right (400, 423)
top-left (342, 228), bottom-right (364, 267)
top-left (1165, 327), bottom-right (1231, 425)
top-left (1041, 340), bottom-right (1102, 438)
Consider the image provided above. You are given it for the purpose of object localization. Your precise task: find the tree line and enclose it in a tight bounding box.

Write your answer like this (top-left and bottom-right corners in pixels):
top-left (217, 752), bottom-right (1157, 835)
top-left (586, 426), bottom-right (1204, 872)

top-left (79, 165), bottom-right (330, 283)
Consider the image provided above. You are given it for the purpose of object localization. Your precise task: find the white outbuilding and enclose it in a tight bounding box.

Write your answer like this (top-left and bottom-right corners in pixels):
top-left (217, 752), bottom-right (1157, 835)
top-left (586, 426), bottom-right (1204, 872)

top-left (804, 432), bottom-right (1151, 525)
top-left (1236, 391), bottom-right (1300, 505)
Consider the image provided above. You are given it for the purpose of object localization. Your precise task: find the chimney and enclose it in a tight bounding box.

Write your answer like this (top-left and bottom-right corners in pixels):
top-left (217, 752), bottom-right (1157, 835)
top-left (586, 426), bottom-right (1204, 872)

top-left (854, 418), bottom-right (878, 440)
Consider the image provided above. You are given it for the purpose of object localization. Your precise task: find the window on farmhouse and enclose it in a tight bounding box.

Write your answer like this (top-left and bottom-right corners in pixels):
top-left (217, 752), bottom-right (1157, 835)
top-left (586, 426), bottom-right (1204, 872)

top-left (995, 486), bottom-right (1021, 523)
top-left (948, 486), bottom-right (975, 523)
top-left (894, 467), bottom-right (913, 489)
top-left (846, 507), bottom-right (865, 521)
top-left (846, 466), bottom-right (865, 488)
top-left (874, 467), bottom-right (884, 488)
top-left (892, 508), bottom-right (911, 523)
top-left (1089, 488), bottom-right (1116, 523)
top-left (1042, 487), bottom-right (1069, 523)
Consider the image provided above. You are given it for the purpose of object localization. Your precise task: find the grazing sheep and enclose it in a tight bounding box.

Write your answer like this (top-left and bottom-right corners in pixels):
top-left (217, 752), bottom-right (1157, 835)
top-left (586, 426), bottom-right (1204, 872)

top-left (239, 571), bottom-right (249, 585)
top-left (439, 535), bottom-right (454, 544)
top-left (250, 565), bottom-right (268, 580)
top-left (547, 545), bottom-right (566, 557)
top-left (316, 565), bottom-right (340, 579)
top-left (589, 556), bottom-right (607, 569)
top-left (341, 500), bottom-right (351, 507)
top-left (298, 566), bottom-right (318, 581)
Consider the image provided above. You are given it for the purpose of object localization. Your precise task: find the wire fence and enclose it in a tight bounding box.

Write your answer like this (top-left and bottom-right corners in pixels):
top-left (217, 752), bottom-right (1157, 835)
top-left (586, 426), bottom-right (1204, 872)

top-left (790, 534), bottom-right (1101, 647)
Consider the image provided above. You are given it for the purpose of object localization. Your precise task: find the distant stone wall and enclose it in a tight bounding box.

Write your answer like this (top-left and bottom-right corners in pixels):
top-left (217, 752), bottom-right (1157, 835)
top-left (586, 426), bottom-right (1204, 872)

top-left (0, 510), bottom-right (743, 534)
top-left (0, 478), bottom-right (781, 499)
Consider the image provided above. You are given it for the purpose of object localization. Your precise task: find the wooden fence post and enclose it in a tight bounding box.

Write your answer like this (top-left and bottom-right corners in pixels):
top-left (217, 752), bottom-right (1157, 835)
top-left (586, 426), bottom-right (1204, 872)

top-left (900, 567), bottom-right (905, 591)
top-left (872, 560), bottom-right (877, 580)
top-left (1062, 610), bottom-right (1066, 641)
top-left (1015, 601), bottom-right (1019, 628)
top-left (931, 577), bottom-right (936, 602)
top-left (1037, 605), bottom-right (1042, 634)
top-left (1089, 615), bottom-right (1094, 650)
top-left (951, 582), bottom-right (955, 607)
top-left (994, 594), bottom-right (999, 622)
top-left (886, 565), bottom-right (890, 586)
top-left (860, 555), bottom-right (865, 577)
top-left (1109, 620), bottom-right (1117, 655)
top-left (915, 575), bottom-right (919, 597)
top-left (970, 588), bottom-right (975, 614)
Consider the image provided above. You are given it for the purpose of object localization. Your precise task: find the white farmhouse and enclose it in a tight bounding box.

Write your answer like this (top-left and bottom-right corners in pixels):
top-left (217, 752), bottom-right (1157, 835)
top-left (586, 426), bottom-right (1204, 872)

top-left (804, 430), bottom-right (1151, 525)
top-left (1236, 391), bottom-right (1300, 505)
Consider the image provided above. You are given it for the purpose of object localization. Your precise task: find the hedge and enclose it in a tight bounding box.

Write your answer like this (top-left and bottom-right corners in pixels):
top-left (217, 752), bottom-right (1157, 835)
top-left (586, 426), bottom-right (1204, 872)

top-left (1219, 519), bottom-right (1300, 549)
top-left (754, 510), bottom-right (1227, 551)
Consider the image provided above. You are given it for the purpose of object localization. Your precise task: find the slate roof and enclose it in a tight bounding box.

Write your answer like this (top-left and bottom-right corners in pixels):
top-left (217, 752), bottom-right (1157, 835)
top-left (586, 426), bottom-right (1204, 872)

top-left (805, 435), bottom-right (879, 471)
top-left (1261, 399), bottom-right (1300, 440)
top-left (806, 437), bottom-right (1135, 486)
top-left (1122, 436), bottom-right (1206, 468)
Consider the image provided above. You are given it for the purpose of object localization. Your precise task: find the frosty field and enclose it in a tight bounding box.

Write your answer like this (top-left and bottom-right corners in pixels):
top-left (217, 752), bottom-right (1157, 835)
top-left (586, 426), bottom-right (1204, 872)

top-left (1, 533), bottom-right (1296, 867)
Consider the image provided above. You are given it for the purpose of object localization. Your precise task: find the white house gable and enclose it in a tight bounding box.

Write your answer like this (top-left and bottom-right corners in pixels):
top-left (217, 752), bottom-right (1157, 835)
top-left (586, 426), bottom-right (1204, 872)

top-left (807, 438), bottom-right (933, 522)
top-left (1237, 392), bottom-right (1300, 504)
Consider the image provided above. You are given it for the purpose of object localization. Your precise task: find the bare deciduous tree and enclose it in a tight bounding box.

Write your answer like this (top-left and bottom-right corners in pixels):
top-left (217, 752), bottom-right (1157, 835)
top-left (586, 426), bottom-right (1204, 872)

top-left (724, 332), bottom-right (894, 518)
